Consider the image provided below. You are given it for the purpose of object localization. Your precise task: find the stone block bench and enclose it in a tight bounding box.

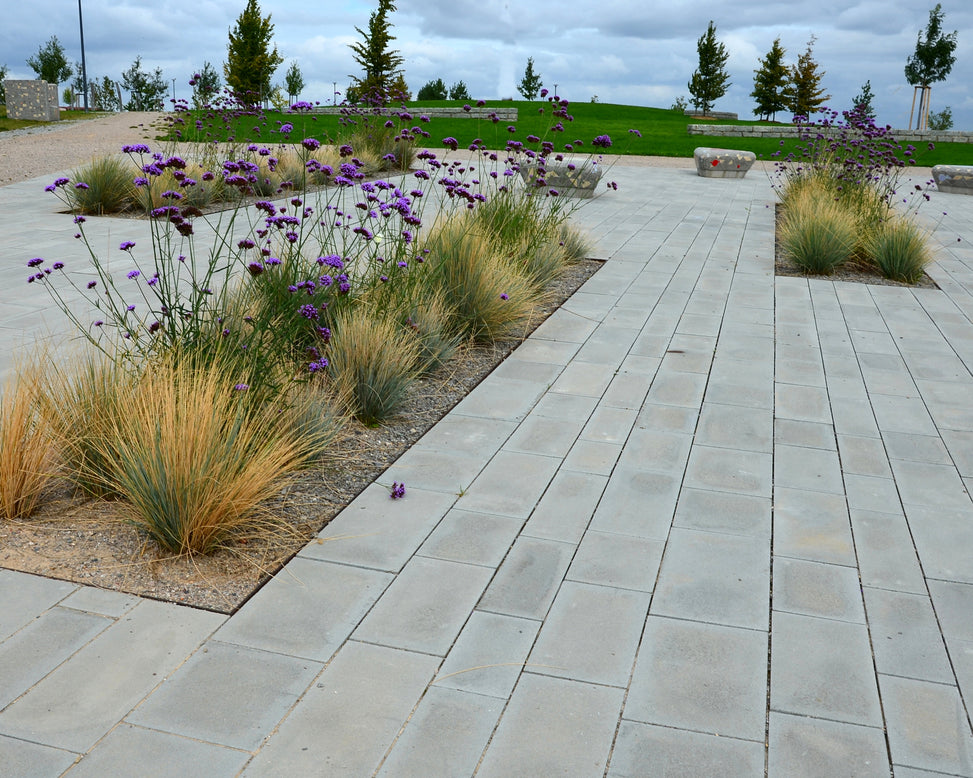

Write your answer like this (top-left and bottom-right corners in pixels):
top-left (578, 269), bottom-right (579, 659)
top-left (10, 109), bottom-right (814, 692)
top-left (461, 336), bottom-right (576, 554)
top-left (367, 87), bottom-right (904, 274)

top-left (519, 161), bottom-right (603, 198)
top-left (693, 147), bottom-right (756, 178)
top-left (932, 165), bottom-right (973, 195)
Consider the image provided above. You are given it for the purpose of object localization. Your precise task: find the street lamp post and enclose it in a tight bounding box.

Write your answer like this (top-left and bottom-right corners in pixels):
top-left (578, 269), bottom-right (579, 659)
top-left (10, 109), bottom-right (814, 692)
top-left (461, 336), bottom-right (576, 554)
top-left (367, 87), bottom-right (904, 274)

top-left (78, 0), bottom-right (89, 110)
top-left (333, 82), bottom-right (337, 105)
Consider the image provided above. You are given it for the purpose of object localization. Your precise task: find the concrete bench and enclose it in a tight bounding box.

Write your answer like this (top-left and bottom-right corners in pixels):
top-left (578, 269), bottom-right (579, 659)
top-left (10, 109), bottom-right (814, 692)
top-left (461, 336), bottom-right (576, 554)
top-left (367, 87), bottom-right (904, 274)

top-left (519, 161), bottom-right (603, 198)
top-left (932, 165), bottom-right (973, 195)
top-left (693, 147), bottom-right (756, 179)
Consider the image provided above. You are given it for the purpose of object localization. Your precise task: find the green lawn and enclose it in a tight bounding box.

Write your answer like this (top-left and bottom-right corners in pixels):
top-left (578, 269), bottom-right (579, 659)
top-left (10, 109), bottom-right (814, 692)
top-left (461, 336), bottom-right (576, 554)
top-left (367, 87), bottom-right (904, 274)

top-left (0, 106), bottom-right (110, 132)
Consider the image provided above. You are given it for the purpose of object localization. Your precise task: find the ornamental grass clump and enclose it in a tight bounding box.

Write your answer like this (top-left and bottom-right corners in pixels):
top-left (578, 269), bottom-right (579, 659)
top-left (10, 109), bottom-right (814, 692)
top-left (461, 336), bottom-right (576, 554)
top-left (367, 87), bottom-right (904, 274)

top-left (67, 156), bottom-right (138, 214)
top-left (326, 307), bottom-right (422, 426)
top-left (778, 181), bottom-right (858, 275)
top-left (864, 218), bottom-right (932, 284)
top-left (0, 364), bottom-right (54, 519)
top-left (424, 218), bottom-right (535, 342)
top-left (88, 357), bottom-right (335, 555)
top-left (41, 355), bottom-right (135, 498)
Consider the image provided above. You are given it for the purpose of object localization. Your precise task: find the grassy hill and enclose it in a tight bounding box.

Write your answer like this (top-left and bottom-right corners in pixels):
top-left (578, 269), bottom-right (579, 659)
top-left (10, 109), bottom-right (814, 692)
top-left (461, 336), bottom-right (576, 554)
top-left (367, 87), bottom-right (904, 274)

top-left (168, 100), bottom-right (971, 166)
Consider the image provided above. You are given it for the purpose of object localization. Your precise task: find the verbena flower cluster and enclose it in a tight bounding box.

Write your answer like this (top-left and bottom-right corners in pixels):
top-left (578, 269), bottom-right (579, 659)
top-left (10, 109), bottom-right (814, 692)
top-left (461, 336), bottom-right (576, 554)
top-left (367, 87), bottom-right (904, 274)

top-left (30, 86), bottom-right (629, 391)
top-left (769, 105), bottom-right (936, 216)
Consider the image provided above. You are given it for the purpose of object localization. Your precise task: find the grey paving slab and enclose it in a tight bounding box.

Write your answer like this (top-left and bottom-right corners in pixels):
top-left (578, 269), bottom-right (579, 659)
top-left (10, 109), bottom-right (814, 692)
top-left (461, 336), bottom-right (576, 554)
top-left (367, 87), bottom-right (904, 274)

top-left (0, 600), bottom-right (223, 753)
top-left (770, 611), bottom-right (883, 727)
top-left (672, 486), bottom-right (771, 538)
top-left (941, 428), bottom-right (973, 476)
top-left (775, 443), bottom-right (846, 494)
top-left (60, 587), bottom-right (139, 618)
top-left (417, 508), bottom-right (523, 567)
top-left (502, 411), bottom-right (584, 457)
top-left (767, 712), bottom-right (890, 778)
top-left (580, 404), bottom-right (639, 444)
top-left (683, 444), bottom-right (773, 497)
top-left (695, 402), bottom-right (773, 453)
top-left (529, 389), bottom-right (599, 419)
top-left (0, 735), bottom-right (78, 776)
top-left (215, 556), bottom-right (391, 662)
top-left (775, 383), bottom-right (833, 424)
top-left (448, 375), bottom-right (548, 421)
top-left (927, 580), bottom-right (973, 643)
top-left (352, 555), bottom-right (492, 655)
top-left (772, 557), bottom-right (866, 623)
top-left (566, 529), bottom-right (664, 591)
top-left (454, 449), bottom-right (561, 519)
top-left (0, 606), bottom-right (109, 709)
top-left (838, 433), bottom-right (894, 477)
top-left (527, 581), bottom-right (650, 687)
top-left (880, 674), bottom-right (973, 775)
top-left (410, 414), bottom-right (517, 456)
top-left (844, 473), bottom-right (903, 514)
top-left (299, 483), bottom-right (456, 572)
top-left (615, 427), bottom-right (693, 473)
top-left (68, 724), bottom-right (250, 778)
top-left (588, 466), bottom-right (681, 539)
top-left (475, 673), bottom-right (623, 778)
top-left (869, 394), bottom-right (939, 436)
top-left (376, 685), bottom-right (502, 777)
top-left (773, 487), bottom-right (856, 566)
top-left (562, 437), bottom-right (623, 475)
top-left (127, 640), bottom-right (321, 751)
top-left (849, 508), bottom-right (928, 593)
top-left (0, 569), bottom-right (76, 642)
top-left (831, 397), bottom-right (882, 437)
top-left (607, 720), bottom-right (766, 777)
top-left (520, 469), bottom-right (607, 544)
top-left (242, 641), bottom-right (438, 777)
top-left (476, 536), bottom-right (575, 620)
top-left (379, 446), bottom-right (488, 495)
top-left (507, 336), bottom-right (582, 365)
top-left (891, 458), bottom-right (972, 510)
top-left (549, 359), bottom-right (616, 396)
top-left (643, 368), bottom-right (708, 408)
top-left (863, 587), bottom-right (954, 683)
top-left (652, 527), bottom-right (770, 630)
top-left (433, 610), bottom-right (540, 699)
top-left (626, 616), bottom-right (768, 741)
top-left (908, 506), bottom-right (973, 583)
top-left (636, 401), bottom-right (700, 433)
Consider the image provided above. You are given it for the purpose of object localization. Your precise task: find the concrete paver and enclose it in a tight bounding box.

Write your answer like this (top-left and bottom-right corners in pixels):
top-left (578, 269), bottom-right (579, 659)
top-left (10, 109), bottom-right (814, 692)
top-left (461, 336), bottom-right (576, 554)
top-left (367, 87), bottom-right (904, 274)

top-left (3, 159), bottom-right (973, 774)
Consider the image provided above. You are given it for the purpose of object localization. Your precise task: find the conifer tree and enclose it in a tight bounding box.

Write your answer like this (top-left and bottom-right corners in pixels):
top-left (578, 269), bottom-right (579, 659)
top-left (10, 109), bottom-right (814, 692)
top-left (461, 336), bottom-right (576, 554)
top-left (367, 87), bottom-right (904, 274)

top-left (688, 21), bottom-right (731, 116)
top-left (852, 80), bottom-right (875, 119)
top-left (517, 57), bottom-right (542, 100)
top-left (784, 36), bottom-right (830, 118)
top-left (751, 37), bottom-right (789, 121)
top-left (348, 0), bottom-right (404, 103)
top-left (224, 0), bottom-right (283, 104)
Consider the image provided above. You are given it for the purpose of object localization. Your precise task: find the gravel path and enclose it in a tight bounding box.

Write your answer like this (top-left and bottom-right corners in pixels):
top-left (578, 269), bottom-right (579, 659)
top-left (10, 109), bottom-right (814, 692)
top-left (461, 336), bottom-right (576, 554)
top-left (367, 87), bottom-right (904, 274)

top-left (0, 112), bottom-right (166, 186)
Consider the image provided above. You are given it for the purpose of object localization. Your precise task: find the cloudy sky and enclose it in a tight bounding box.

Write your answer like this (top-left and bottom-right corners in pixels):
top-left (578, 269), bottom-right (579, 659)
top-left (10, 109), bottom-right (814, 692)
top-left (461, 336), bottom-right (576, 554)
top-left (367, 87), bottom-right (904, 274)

top-left (2, 0), bottom-right (971, 131)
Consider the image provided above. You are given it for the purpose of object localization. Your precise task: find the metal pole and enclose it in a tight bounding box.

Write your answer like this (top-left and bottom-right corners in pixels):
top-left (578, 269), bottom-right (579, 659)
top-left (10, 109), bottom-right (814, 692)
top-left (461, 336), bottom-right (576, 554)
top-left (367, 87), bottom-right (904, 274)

top-left (78, 0), bottom-right (89, 110)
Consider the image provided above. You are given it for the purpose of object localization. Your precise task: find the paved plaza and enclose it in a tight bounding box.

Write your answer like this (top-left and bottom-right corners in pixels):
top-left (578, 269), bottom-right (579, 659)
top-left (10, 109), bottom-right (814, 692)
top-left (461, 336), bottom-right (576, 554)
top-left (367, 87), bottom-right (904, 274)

top-left (2, 158), bottom-right (973, 775)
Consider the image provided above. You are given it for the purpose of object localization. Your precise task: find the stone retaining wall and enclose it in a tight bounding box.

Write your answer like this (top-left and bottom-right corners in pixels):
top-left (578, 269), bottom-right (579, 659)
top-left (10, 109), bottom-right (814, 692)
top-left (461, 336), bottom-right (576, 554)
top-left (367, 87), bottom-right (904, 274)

top-left (4, 80), bottom-right (60, 121)
top-left (687, 124), bottom-right (973, 144)
top-left (684, 110), bottom-right (739, 120)
top-left (310, 106), bottom-right (518, 121)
